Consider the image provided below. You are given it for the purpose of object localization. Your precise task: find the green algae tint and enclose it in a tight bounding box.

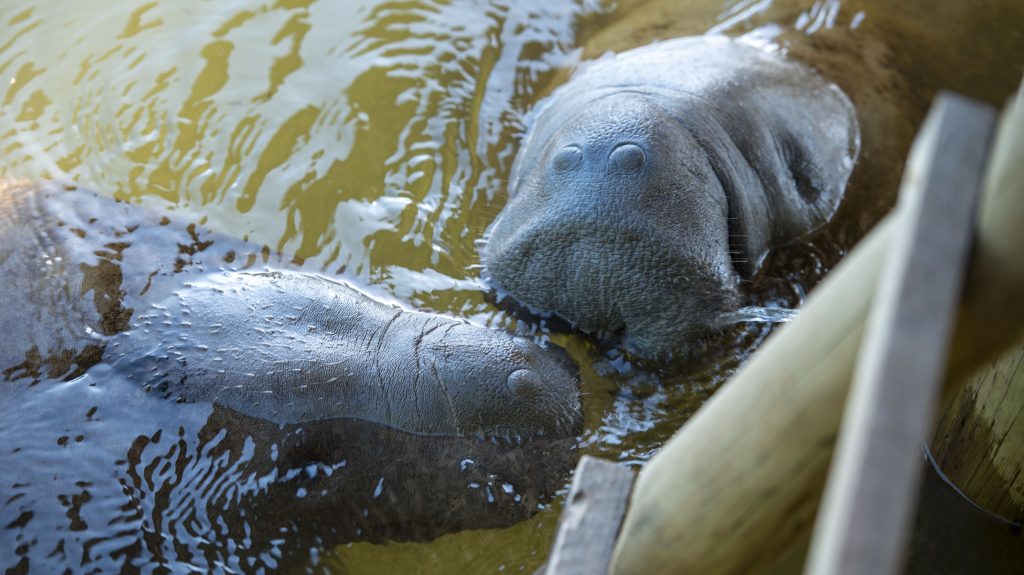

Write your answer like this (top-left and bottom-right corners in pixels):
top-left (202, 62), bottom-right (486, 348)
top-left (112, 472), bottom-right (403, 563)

top-left (1, 0), bottom-right (1022, 572)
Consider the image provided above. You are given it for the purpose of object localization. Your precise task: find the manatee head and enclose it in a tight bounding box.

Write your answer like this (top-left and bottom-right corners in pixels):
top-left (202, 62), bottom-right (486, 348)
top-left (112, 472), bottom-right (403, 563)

top-left (482, 38), bottom-right (859, 361)
top-left (484, 94), bottom-right (740, 359)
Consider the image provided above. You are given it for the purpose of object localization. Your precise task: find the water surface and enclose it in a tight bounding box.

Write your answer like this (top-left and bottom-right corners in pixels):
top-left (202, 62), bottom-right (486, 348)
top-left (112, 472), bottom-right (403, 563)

top-left (2, 0), bottom-right (1022, 572)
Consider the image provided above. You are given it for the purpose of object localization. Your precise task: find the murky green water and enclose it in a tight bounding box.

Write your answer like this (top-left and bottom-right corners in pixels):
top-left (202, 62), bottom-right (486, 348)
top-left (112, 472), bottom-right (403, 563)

top-left (1, 0), bottom-right (1022, 572)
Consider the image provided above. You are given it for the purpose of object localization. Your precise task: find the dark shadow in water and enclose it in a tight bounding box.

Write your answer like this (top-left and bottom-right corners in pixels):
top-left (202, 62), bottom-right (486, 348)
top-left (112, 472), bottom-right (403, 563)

top-left (906, 449), bottom-right (1024, 574)
top-left (1, 374), bottom-right (576, 573)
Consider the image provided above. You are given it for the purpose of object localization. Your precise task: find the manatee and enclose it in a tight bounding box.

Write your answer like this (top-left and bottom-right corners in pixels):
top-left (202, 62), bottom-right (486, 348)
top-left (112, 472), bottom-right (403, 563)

top-left (0, 180), bottom-right (579, 440)
top-left (0, 180), bottom-right (581, 569)
top-left (481, 36), bottom-right (859, 360)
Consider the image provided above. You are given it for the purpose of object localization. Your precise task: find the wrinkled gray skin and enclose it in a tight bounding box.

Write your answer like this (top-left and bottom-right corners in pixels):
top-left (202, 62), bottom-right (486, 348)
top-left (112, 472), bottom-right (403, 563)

top-left (0, 180), bottom-right (580, 441)
top-left (110, 270), bottom-right (580, 441)
top-left (482, 36), bottom-right (859, 360)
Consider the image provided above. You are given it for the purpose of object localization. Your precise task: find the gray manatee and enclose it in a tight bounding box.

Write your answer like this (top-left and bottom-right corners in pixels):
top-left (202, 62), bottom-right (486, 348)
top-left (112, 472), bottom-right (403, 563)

top-left (0, 180), bottom-right (580, 441)
top-left (0, 180), bottom-right (581, 570)
top-left (482, 36), bottom-right (859, 360)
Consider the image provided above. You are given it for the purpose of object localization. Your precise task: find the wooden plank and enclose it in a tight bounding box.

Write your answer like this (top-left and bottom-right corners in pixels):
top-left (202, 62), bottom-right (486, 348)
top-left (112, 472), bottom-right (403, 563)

top-left (609, 84), bottom-right (1024, 575)
top-left (611, 197), bottom-right (895, 575)
top-left (544, 456), bottom-right (635, 575)
top-left (805, 93), bottom-right (997, 575)
top-left (945, 87), bottom-right (1024, 389)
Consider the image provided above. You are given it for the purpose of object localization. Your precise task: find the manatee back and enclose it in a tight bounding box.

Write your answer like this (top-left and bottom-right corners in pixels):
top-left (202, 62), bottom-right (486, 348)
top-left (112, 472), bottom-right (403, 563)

top-left (0, 181), bottom-right (267, 383)
top-left (0, 182), bottom-right (124, 381)
top-left (108, 269), bottom-right (582, 439)
top-left (107, 270), bottom-right (417, 427)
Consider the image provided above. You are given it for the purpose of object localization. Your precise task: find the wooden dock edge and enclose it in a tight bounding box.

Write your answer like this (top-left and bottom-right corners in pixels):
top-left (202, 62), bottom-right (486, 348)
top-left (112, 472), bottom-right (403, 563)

top-left (805, 94), bottom-right (995, 575)
top-left (540, 456), bottom-right (635, 575)
top-left (602, 84), bottom-right (1024, 575)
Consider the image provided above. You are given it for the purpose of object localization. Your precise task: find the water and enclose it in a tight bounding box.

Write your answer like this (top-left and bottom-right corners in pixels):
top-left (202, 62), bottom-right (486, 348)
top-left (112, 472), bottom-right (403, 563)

top-left (716, 306), bottom-right (800, 327)
top-left (1, 0), bottom-right (1022, 572)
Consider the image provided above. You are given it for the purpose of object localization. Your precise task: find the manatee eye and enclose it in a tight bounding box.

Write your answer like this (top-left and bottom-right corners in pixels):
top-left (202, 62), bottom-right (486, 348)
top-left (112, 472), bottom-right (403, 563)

top-left (551, 145), bottom-right (583, 172)
top-left (608, 143), bottom-right (646, 174)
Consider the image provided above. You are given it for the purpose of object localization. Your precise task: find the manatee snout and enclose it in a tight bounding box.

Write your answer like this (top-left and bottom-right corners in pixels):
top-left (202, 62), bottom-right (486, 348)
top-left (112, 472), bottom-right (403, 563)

top-left (423, 322), bottom-right (582, 442)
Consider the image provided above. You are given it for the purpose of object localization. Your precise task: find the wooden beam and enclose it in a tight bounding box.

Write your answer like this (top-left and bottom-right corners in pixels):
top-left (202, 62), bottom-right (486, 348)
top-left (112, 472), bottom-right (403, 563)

top-left (610, 198), bottom-right (893, 575)
top-left (945, 87), bottom-right (1024, 386)
top-left (804, 93), bottom-right (996, 575)
top-left (609, 83), bottom-right (1024, 575)
top-left (543, 456), bottom-right (635, 575)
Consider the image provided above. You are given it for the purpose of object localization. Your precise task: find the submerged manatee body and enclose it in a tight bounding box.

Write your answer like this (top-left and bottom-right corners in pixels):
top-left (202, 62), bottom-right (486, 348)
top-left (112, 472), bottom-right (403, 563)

top-left (0, 180), bottom-right (581, 570)
top-left (482, 36), bottom-right (859, 360)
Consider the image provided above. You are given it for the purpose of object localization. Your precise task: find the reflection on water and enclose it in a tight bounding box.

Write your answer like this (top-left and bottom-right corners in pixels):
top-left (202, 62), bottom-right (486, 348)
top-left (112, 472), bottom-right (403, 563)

top-left (2, 0), bottom-right (1023, 572)
top-left (0, 367), bottom-right (576, 572)
top-left (0, 0), bottom-right (595, 290)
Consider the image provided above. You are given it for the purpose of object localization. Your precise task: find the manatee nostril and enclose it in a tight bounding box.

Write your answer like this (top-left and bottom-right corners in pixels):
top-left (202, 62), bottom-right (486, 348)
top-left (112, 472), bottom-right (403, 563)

top-left (551, 145), bottom-right (583, 172)
top-left (506, 369), bottom-right (540, 399)
top-left (608, 143), bottom-right (646, 174)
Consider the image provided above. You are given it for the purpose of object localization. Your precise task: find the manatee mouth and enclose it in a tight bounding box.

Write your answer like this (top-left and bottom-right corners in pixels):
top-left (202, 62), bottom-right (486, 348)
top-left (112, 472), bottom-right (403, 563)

top-left (481, 220), bottom-right (741, 360)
